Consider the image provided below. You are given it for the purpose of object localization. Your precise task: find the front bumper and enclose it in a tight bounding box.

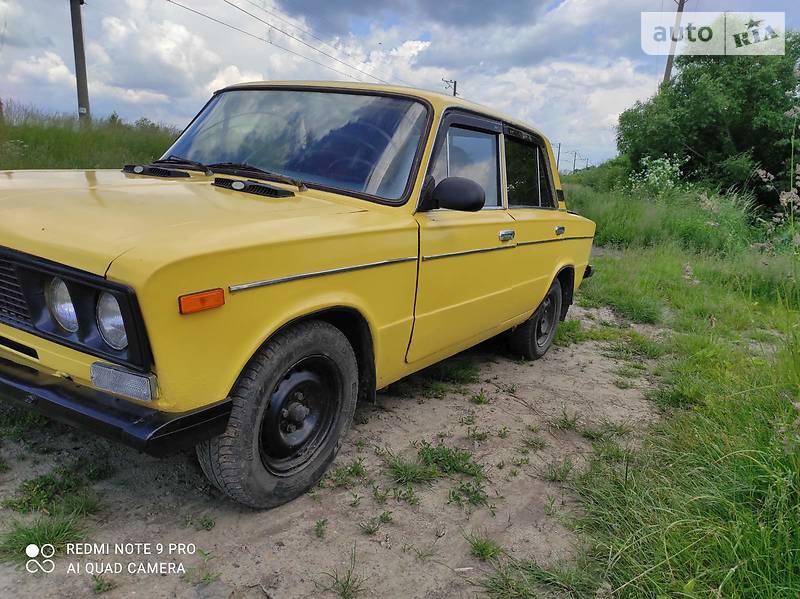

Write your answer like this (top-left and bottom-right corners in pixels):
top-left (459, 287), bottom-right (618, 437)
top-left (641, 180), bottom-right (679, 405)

top-left (0, 357), bottom-right (231, 456)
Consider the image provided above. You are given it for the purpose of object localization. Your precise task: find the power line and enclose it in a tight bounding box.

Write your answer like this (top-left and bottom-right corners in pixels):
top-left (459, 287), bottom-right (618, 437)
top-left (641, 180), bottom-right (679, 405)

top-left (239, 0), bottom-right (414, 88)
top-left (164, 0), bottom-right (363, 82)
top-left (220, 0), bottom-right (393, 85)
top-left (241, 0), bottom-right (358, 63)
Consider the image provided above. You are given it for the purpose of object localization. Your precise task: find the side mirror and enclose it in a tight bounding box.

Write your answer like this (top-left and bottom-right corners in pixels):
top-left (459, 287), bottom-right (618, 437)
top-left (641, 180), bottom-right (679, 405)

top-left (431, 177), bottom-right (485, 212)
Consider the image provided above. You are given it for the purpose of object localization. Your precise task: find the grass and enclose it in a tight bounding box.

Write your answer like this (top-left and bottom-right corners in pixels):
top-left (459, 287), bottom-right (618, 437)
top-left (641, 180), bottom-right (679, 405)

top-left (521, 434), bottom-right (547, 451)
top-left (423, 356), bottom-right (480, 384)
top-left (3, 462), bottom-right (97, 515)
top-left (0, 515), bottom-right (83, 561)
top-left (0, 406), bottom-right (50, 441)
top-left (318, 544), bottom-right (368, 599)
top-left (0, 100), bottom-right (178, 170)
top-left (92, 575), bottom-right (117, 594)
top-left (485, 557), bottom-right (597, 598)
top-left (422, 380), bottom-right (451, 399)
top-left (329, 459), bottom-right (368, 488)
top-left (448, 480), bottom-right (491, 510)
top-left (465, 531), bottom-right (504, 561)
top-left (417, 442), bottom-right (484, 478)
top-left (542, 457), bottom-right (574, 483)
top-left (314, 519), bottom-right (328, 539)
top-left (581, 419), bottom-right (632, 442)
top-left (549, 407), bottom-right (579, 431)
top-left (385, 456), bottom-right (439, 485)
top-left (565, 182), bottom-right (759, 256)
top-left (492, 179), bottom-right (800, 596)
top-left (358, 519), bottom-right (380, 536)
top-left (470, 389), bottom-right (490, 405)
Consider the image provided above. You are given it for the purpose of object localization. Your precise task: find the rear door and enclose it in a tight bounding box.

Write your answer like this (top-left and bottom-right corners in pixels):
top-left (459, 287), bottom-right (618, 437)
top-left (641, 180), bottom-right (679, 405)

top-left (502, 126), bottom-right (567, 315)
top-left (407, 112), bottom-right (517, 364)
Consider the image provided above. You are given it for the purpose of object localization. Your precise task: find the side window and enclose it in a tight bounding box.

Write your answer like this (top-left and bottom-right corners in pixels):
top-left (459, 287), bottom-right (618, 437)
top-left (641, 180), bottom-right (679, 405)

top-left (505, 136), bottom-right (538, 207)
top-left (431, 126), bottom-right (500, 208)
top-left (537, 146), bottom-right (556, 208)
top-left (504, 135), bottom-right (556, 209)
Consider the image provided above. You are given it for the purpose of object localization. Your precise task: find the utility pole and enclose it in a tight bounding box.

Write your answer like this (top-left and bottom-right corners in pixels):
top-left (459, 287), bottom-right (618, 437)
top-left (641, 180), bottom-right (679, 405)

top-left (555, 142), bottom-right (561, 171)
top-left (564, 150), bottom-right (580, 174)
top-left (662, 0), bottom-right (687, 85)
top-left (69, 0), bottom-right (91, 122)
top-left (442, 78), bottom-right (458, 97)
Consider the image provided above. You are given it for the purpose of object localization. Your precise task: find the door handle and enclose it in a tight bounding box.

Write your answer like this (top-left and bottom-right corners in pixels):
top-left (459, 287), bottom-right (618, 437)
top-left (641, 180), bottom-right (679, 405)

top-left (498, 229), bottom-right (515, 242)
top-left (555, 225), bottom-right (566, 236)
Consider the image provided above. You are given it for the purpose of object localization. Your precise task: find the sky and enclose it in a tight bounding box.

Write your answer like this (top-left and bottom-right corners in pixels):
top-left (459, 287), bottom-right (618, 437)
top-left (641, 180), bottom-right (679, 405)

top-left (1, 0), bottom-right (797, 166)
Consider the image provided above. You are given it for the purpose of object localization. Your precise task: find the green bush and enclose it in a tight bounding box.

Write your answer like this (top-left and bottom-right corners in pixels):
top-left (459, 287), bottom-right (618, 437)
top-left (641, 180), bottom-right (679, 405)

top-left (616, 33), bottom-right (800, 197)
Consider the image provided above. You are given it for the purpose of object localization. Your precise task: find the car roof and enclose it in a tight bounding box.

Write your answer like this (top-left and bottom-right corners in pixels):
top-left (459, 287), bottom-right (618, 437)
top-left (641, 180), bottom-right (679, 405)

top-left (218, 80), bottom-right (548, 142)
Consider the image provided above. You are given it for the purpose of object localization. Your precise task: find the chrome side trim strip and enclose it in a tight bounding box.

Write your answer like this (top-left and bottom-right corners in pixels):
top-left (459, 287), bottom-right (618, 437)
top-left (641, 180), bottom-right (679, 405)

top-left (517, 235), bottom-right (594, 246)
top-left (228, 256), bottom-right (418, 292)
top-left (422, 244), bottom-right (516, 261)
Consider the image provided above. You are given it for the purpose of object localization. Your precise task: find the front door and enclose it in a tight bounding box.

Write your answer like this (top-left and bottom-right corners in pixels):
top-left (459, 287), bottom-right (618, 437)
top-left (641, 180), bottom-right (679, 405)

top-left (407, 113), bottom-right (518, 365)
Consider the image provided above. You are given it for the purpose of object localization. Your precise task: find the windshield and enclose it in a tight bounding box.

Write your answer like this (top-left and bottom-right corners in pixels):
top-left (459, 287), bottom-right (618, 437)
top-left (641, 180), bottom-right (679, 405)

top-left (164, 89), bottom-right (429, 201)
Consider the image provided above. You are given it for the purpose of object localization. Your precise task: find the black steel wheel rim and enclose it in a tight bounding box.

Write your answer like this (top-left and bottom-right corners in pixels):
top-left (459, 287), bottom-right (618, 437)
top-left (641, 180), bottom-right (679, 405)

top-left (535, 292), bottom-right (558, 348)
top-left (259, 355), bottom-right (341, 476)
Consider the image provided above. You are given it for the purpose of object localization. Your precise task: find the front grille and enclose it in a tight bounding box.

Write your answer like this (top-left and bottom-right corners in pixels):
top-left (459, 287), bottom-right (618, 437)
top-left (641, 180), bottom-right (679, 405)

top-left (0, 258), bottom-right (33, 328)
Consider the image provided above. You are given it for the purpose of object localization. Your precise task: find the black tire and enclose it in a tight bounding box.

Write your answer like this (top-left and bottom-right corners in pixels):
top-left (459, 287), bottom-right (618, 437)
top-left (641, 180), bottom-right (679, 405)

top-left (197, 320), bottom-right (358, 508)
top-left (509, 278), bottom-right (562, 360)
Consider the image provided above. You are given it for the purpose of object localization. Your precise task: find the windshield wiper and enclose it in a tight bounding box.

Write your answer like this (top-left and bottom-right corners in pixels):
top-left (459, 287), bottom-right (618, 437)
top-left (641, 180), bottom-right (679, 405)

top-left (151, 155), bottom-right (213, 175)
top-left (207, 162), bottom-right (307, 191)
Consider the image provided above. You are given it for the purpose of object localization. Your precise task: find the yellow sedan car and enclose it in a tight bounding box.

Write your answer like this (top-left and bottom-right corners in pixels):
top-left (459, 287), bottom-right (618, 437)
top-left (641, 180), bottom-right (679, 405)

top-left (0, 81), bottom-right (594, 507)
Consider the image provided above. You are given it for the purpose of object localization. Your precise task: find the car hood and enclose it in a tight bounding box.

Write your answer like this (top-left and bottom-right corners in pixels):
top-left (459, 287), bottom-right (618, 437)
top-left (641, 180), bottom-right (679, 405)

top-left (0, 169), bottom-right (366, 275)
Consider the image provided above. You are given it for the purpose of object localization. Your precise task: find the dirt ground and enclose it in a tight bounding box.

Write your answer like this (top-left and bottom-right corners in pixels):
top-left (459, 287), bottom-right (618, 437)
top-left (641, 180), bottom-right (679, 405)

top-left (0, 307), bottom-right (660, 598)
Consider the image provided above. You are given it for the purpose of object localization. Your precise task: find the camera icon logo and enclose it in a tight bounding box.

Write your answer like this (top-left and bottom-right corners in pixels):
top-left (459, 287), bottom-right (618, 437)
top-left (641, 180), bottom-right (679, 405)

top-left (25, 543), bottom-right (55, 574)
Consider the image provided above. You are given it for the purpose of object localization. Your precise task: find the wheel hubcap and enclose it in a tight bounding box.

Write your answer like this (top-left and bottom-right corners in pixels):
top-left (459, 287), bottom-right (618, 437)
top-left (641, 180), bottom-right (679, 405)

top-left (536, 294), bottom-right (557, 348)
top-left (259, 356), bottom-right (341, 476)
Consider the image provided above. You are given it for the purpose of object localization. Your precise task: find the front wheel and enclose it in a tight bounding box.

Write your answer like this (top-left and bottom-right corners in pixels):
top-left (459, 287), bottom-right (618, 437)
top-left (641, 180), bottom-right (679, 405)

top-left (197, 320), bottom-right (358, 508)
top-left (509, 278), bottom-right (562, 360)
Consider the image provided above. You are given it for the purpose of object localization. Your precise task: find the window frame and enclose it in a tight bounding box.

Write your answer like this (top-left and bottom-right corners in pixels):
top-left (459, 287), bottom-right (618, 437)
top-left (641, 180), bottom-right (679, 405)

top-left (421, 110), bottom-right (505, 211)
top-left (501, 124), bottom-right (558, 211)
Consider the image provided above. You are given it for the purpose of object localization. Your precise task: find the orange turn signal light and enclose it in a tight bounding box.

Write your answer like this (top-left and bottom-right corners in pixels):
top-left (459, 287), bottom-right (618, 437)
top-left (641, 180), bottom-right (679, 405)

top-left (178, 288), bottom-right (225, 314)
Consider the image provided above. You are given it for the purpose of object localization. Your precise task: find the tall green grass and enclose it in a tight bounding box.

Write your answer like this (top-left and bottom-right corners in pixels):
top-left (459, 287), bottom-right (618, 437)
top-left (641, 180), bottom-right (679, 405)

top-left (576, 331), bottom-right (800, 598)
top-left (0, 100), bottom-right (179, 169)
top-left (487, 181), bottom-right (800, 597)
top-left (566, 183), bottom-right (758, 255)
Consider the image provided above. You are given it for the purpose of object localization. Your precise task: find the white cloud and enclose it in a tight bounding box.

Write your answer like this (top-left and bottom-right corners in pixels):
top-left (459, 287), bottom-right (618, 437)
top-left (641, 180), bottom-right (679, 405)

top-left (139, 21), bottom-right (220, 76)
top-left (9, 50), bottom-right (169, 105)
top-left (9, 51), bottom-right (75, 85)
top-left (1, 0), bottom-right (701, 160)
top-left (101, 16), bottom-right (132, 44)
top-left (207, 65), bottom-right (264, 93)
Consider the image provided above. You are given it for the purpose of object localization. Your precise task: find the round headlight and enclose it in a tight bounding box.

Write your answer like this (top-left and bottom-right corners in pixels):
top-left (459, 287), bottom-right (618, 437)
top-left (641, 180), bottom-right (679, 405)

top-left (96, 292), bottom-right (128, 350)
top-left (45, 277), bottom-right (79, 333)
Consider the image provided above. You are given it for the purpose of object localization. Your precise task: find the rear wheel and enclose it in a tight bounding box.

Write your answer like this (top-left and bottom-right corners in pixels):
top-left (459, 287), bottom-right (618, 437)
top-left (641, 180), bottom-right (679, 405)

top-left (509, 278), bottom-right (562, 360)
top-left (197, 320), bottom-right (358, 508)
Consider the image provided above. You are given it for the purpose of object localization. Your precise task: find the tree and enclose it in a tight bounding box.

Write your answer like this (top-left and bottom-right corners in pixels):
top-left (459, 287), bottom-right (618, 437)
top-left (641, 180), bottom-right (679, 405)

top-left (617, 32), bottom-right (800, 204)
